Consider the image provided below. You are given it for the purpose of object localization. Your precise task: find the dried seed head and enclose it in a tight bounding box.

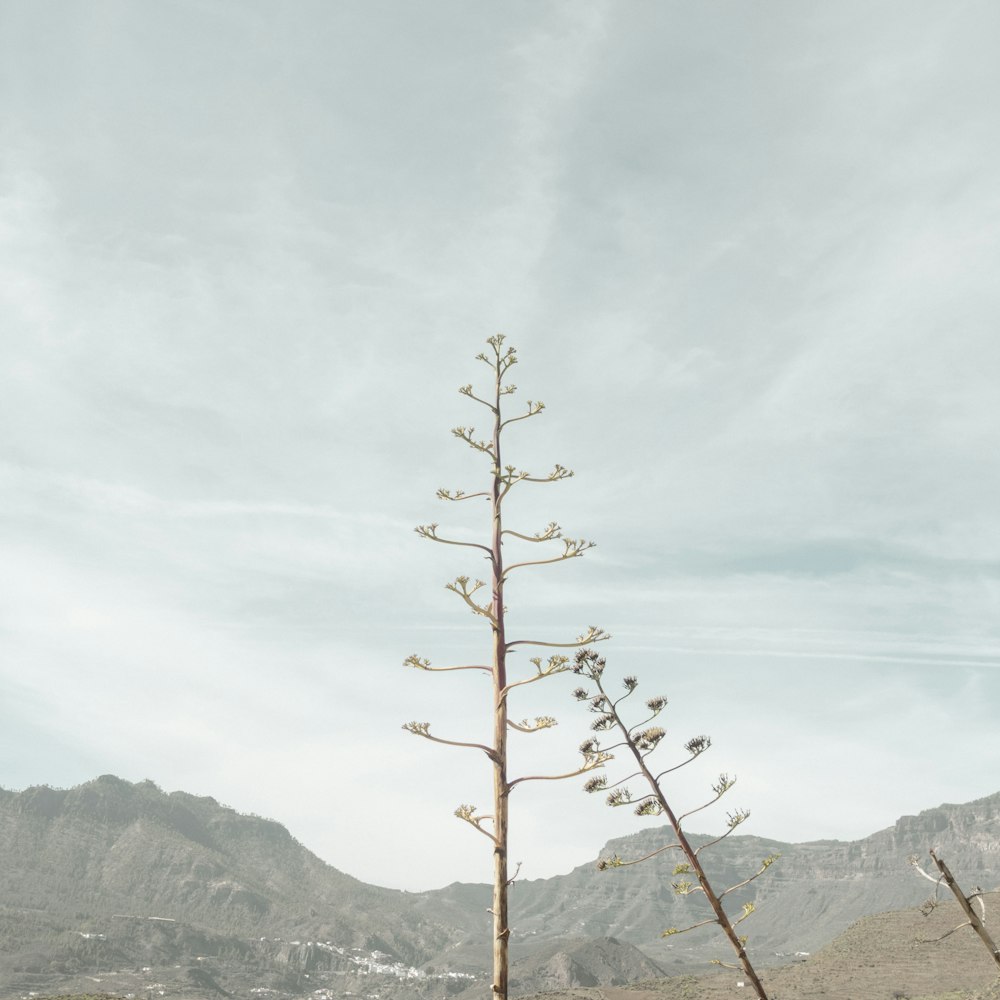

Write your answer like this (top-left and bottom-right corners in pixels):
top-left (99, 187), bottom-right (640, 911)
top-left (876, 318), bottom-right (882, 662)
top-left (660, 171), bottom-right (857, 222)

top-left (634, 798), bottom-right (662, 817)
top-left (634, 727), bottom-right (666, 751)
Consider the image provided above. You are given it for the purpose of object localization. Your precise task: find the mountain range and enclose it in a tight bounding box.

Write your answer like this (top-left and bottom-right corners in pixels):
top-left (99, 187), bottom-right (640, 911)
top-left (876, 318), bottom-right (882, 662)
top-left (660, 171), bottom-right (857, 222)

top-left (2, 775), bottom-right (999, 998)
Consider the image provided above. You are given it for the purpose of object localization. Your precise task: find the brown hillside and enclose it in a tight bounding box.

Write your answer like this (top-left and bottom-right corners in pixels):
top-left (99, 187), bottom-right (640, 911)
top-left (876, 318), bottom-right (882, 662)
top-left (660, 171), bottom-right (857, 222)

top-left (522, 892), bottom-right (1000, 1000)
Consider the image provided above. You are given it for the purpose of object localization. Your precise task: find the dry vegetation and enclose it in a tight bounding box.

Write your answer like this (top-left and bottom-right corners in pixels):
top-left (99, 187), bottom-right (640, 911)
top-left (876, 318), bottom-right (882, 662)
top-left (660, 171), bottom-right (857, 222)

top-left (522, 892), bottom-right (1000, 1000)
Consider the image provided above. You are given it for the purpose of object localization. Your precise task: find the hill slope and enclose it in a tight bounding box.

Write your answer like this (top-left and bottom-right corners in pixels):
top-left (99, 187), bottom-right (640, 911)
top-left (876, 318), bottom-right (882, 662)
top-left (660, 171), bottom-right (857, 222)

top-left (0, 775), bottom-right (462, 967)
top-left (2, 776), bottom-right (1000, 996)
top-left (516, 891), bottom-right (1000, 1000)
top-left (417, 792), bottom-right (1000, 967)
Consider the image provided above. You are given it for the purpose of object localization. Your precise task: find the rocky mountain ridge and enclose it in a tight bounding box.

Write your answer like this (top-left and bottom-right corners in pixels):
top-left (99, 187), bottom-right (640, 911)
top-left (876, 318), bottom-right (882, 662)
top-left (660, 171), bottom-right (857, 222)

top-left (417, 790), bottom-right (1000, 967)
top-left (0, 776), bottom-right (463, 973)
top-left (2, 775), bottom-right (999, 998)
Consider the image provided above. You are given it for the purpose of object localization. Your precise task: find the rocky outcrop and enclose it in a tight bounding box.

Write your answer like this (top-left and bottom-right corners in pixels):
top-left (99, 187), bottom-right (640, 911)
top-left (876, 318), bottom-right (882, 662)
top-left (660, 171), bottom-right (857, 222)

top-left (510, 937), bottom-right (665, 991)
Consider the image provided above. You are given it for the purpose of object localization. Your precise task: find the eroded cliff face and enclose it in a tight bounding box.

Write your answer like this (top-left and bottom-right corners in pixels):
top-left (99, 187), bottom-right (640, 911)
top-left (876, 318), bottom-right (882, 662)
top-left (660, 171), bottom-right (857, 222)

top-left (416, 791), bottom-right (1000, 965)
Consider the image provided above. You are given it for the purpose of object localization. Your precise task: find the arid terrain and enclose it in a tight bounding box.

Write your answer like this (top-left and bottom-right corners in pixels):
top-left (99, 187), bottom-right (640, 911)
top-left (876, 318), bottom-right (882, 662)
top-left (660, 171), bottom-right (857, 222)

top-left (515, 894), bottom-right (1000, 1000)
top-left (3, 777), bottom-right (999, 1000)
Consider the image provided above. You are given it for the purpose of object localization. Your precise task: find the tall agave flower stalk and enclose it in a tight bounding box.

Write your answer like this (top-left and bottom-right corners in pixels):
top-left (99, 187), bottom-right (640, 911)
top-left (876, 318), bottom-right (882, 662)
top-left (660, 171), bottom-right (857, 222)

top-left (404, 335), bottom-right (610, 999)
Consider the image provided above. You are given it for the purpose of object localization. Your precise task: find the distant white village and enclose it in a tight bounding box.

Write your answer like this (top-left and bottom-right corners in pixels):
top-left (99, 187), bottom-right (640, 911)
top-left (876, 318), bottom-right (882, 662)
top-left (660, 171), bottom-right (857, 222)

top-left (52, 926), bottom-right (477, 1000)
top-left (256, 939), bottom-right (476, 984)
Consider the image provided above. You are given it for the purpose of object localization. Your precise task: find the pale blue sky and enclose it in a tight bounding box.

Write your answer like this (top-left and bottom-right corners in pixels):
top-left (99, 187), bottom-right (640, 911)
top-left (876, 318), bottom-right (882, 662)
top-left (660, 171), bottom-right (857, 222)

top-left (1, 1), bottom-right (998, 891)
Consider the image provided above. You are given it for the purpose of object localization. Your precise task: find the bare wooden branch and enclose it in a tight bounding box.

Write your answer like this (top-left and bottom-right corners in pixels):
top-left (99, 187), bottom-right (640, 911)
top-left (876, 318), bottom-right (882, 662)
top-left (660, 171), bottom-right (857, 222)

top-left (499, 655), bottom-right (572, 699)
top-left (507, 625), bottom-right (610, 651)
top-left (661, 918), bottom-right (717, 937)
top-left (452, 425), bottom-right (496, 457)
top-left (415, 522), bottom-right (493, 556)
top-left (925, 850), bottom-right (1000, 969)
top-left (677, 774), bottom-right (736, 824)
top-left (919, 919), bottom-right (974, 944)
top-left (509, 751), bottom-right (611, 791)
top-left (437, 488), bottom-right (491, 502)
top-left (507, 716), bottom-right (558, 734)
top-left (504, 538), bottom-right (595, 577)
top-left (403, 654), bottom-right (491, 674)
top-left (597, 841), bottom-right (684, 870)
top-left (522, 464), bottom-right (574, 483)
top-left (501, 521), bottom-right (562, 543)
top-left (718, 856), bottom-right (781, 897)
top-left (457, 384), bottom-right (497, 412)
top-left (500, 400), bottom-right (545, 430)
top-left (454, 804), bottom-right (499, 846)
top-left (444, 576), bottom-right (497, 623)
top-left (401, 722), bottom-right (497, 762)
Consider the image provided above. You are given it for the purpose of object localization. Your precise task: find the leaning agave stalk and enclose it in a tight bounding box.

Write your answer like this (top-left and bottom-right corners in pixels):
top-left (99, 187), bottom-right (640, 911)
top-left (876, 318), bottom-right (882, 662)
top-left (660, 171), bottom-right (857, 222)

top-left (572, 648), bottom-right (776, 1000)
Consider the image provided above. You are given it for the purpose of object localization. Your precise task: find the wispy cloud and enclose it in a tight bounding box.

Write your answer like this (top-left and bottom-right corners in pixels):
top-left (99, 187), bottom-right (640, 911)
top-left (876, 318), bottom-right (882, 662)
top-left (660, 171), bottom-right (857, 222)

top-left (1, 2), bottom-right (998, 890)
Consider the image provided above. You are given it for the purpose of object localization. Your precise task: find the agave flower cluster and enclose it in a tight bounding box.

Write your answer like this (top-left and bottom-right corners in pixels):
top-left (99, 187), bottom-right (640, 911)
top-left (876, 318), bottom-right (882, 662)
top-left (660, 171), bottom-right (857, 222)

top-left (569, 647), bottom-right (777, 1000)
